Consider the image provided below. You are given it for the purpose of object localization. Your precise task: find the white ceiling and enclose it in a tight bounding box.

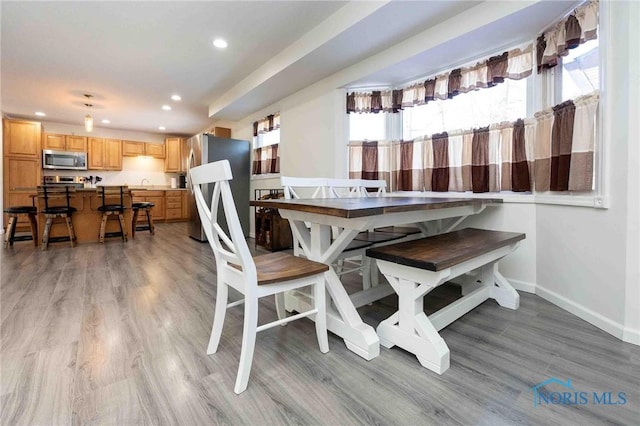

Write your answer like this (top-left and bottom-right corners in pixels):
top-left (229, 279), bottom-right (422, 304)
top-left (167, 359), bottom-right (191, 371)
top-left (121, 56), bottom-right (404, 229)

top-left (1, 1), bottom-right (579, 137)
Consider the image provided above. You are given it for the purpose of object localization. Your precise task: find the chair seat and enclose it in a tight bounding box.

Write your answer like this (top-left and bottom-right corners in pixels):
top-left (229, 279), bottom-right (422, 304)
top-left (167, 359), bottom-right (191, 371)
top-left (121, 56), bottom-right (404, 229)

top-left (354, 231), bottom-right (407, 244)
top-left (42, 206), bottom-right (77, 215)
top-left (4, 206), bottom-right (36, 214)
top-left (132, 202), bottom-right (155, 209)
top-left (250, 252), bottom-right (329, 285)
top-left (98, 204), bottom-right (127, 212)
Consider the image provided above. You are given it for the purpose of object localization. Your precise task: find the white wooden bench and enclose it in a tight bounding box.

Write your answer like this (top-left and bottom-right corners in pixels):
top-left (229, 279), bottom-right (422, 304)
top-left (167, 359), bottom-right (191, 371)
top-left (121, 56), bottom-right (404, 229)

top-left (366, 228), bottom-right (525, 374)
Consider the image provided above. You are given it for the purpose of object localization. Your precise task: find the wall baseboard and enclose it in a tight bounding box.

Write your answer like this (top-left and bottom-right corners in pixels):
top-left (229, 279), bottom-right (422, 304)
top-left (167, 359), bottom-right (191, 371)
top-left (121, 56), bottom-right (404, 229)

top-left (623, 326), bottom-right (640, 345)
top-left (535, 283), bottom-right (627, 342)
top-left (505, 277), bottom-right (536, 293)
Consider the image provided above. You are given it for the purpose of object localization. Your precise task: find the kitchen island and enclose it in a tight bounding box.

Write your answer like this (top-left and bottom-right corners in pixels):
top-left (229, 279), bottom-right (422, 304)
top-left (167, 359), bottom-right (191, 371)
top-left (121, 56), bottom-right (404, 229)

top-left (35, 187), bottom-right (133, 244)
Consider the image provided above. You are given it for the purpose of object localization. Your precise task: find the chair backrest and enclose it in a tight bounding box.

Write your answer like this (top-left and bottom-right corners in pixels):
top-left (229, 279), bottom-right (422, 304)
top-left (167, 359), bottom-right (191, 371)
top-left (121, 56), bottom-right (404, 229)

top-left (97, 186), bottom-right (129, 207)
top-left (355, 179), bottom-right (387, 197)
top-left (190, 160), bottom-right (256, 290)
top-left (325, 178), bottom-right (387, 198)
top-left (280, 176), bottom-right (332, 200)
top-left (37, 185), bottom-right (76, 210)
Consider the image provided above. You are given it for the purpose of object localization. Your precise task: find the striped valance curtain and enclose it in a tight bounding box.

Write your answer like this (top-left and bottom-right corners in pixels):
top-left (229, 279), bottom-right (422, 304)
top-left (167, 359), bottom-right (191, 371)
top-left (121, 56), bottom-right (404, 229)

top-left (348, 91), bottom-right (598, 193)
top-left (537, 0), bottom-right (598, 73)
top-left (252, 112), bottom-right (280, 175)
top-left (346, 45), bottom-right (532, 114)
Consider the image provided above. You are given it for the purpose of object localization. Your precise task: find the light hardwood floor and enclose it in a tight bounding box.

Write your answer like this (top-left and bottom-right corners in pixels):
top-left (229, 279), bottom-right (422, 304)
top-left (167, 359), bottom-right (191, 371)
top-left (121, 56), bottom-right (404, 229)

top-left (1, 222), bottom-right (638, 425)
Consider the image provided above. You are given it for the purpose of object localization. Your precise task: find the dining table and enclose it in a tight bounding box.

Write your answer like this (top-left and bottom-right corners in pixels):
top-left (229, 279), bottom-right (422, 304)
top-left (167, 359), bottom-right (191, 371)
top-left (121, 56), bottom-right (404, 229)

top-left (250, 196), bottom-right (502, 360)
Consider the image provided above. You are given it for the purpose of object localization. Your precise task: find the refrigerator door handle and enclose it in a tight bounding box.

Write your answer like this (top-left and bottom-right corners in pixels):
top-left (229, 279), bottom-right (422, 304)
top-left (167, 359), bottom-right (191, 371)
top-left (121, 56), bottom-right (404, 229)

top-left (186, 148), bottom-right (195, 193)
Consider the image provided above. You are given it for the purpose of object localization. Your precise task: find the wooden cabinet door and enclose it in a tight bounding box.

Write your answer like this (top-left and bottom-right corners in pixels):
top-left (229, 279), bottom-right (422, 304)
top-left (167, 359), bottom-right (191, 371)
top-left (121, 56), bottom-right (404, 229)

top-left (145, 143), bottom-right (165, 158)
top-left (180, 138), bottom-right (188, 172)
top-left (123, 141), bottom-right (145, 156)
top-left (104, 139), bottom-right (122, 170)
top-left (65, 136), bottom-right (88, 152)
top-left (164, 138), bottom-right (181, 172)
top-left (3, 157), bottom-right (40, 228)
top-left (88, 137), bottom-right (105, 169)
top-left (146, 196), bottom-right (165, 220)
top-left (43, 133), bottom-right (66, 150)
top-left (3, 119), bottom-right (41, 158)
top-left (181, 191), bottom-right (189, 219)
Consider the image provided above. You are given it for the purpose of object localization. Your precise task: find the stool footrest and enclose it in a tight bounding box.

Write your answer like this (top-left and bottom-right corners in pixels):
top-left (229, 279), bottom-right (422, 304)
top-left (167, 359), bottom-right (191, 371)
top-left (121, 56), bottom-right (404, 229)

top-left (104, 231), bottom-right (125, 238)
top-left (10, 235), bottom-right (34, 242)
top-left (48, 236), bottom-right (73, 243)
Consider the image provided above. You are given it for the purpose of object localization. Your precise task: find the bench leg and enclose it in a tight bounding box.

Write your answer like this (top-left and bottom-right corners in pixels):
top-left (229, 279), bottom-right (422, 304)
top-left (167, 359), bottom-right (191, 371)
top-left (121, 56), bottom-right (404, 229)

top-left (376, 275), bottom-right (450, 374)
top-left (489, 265), bottom-right (519, 309)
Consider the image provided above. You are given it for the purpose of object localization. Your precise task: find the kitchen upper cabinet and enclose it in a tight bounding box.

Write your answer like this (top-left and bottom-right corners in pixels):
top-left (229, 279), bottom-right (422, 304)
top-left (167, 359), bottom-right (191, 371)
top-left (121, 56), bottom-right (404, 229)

top-left (164, 137), bottom-right (182, 172)
top-left (43, 133), bottom-right (87, 152)
top-left (3, 119), bottom-right (41, 158)
top-left (3, 157), bottom-right (41, 228)
top-left (180, 138), bottom-right (188, 172)
top-left (88, 138), bottom-right (122, 170)
top-left (122, 141), bottom-right (165, 159)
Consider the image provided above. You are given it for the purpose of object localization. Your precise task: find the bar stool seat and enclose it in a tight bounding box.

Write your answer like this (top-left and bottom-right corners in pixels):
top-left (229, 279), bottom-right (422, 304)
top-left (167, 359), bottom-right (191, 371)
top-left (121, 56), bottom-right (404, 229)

top-left (3, 206), bottom-right (38, 248)
top-left (131, 202), bottom-right (155, 237)
top-left (37, 186), bottom-right (77, 251)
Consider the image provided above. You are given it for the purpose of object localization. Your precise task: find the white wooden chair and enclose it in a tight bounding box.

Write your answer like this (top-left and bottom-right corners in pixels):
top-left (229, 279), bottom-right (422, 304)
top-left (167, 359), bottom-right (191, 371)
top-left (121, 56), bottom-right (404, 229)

top-left (190, 160), bottom-right (329, 394)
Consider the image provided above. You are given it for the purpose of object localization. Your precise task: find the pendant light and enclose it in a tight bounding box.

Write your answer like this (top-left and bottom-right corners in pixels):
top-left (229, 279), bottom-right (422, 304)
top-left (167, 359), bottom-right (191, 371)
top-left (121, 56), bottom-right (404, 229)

top-left (84, 94), bottom-right (94, 132)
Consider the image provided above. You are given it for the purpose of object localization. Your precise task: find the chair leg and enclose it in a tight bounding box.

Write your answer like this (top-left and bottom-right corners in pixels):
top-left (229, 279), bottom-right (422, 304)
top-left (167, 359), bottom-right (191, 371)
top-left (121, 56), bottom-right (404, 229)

top-left (4, 216), bottom-right (16, 248)
top-left (64, 215), bottom-right (76, 248)
top-left (28, 214), bottom-right (38, 247)
top-left (234, 296), bottom-right (259, 394)
top-left (207, 282), bottom-right (229, 354)
top-left (131, 209), bottom-right (139, 238)
top-left (99, 213), bottom-right (108, 243)
top-left (275, 293), bottom-right (286, 321)
top-left (313, 275), bottom-right (329, 353)
top-left (117, 213), bottom-right (128, 242)
top-left (42, 216), bottom-right (53, 251)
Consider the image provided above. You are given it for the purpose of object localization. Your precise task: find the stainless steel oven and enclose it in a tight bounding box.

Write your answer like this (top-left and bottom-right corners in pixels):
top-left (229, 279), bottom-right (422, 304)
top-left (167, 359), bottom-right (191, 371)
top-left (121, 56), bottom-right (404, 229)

top-left (42, 150), bottom-right (87, 170)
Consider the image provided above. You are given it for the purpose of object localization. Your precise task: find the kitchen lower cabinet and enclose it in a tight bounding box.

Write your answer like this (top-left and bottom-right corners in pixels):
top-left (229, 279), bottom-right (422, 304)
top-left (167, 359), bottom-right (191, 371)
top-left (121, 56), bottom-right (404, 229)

top-left (131, 190), bottom-right (190, 223)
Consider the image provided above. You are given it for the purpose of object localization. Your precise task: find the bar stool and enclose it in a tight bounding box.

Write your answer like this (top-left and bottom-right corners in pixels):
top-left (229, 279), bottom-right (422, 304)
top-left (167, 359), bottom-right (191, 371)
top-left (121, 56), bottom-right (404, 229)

top-left (37, 186), bottom-right (77, 250)
top-left (97, 186), bottom-right (130, 243)
top-left (3, 205), bottom-right (38, 248)
top-left (131, 202), bottom-right (155, 238)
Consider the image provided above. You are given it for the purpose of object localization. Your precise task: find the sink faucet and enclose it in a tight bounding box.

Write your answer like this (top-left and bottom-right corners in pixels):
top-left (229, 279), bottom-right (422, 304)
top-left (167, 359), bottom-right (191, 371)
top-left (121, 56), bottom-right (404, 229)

top-left (140, 178), bottom-right (150, 186)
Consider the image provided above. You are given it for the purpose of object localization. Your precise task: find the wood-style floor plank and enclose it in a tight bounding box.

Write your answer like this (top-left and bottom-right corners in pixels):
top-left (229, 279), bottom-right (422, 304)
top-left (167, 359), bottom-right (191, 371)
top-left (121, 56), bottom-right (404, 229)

top-left (1, 222), bottom-right (639, 425)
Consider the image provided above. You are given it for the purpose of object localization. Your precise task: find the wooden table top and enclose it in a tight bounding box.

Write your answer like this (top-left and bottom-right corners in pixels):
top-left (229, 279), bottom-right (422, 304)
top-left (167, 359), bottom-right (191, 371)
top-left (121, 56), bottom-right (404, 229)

top-left (250, 196), bottom-right (502, 219)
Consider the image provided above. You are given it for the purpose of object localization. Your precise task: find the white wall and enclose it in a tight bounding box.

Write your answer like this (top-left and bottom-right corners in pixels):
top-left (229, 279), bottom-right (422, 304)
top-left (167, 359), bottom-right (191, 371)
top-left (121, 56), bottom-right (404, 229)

top-left (229, 2), bottom-right (639, 345)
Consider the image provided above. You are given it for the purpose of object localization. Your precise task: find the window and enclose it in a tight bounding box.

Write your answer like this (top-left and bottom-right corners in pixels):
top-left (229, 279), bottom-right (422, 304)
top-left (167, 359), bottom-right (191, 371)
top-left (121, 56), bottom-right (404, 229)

top-left (252, 113), bottom-right (280, 175)
top-left (349, 112), bottom-right (386, 141)
top-left (403, 78), bottom-right (528, 139)
top-left (559, 38), bottom-right (599, 102)
top-left (254, 128), bottom-right (280, 149)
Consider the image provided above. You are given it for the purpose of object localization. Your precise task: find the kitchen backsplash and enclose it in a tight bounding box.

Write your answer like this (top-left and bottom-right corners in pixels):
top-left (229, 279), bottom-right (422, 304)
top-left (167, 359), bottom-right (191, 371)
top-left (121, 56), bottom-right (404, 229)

top-left (42, 157), bottom-right (180, 186)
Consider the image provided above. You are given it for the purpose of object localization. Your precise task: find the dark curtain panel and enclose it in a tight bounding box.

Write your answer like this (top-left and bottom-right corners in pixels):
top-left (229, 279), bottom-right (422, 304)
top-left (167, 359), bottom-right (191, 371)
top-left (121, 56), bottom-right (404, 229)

top-left (346, 93), bottom-right (355, 114)
top-left (362, 141), bottom-right (379, 180)
top-left (252, 121), bottom-right (259, 137)
top-left (391, 90), bottom-right (403, 113)
top-left (448, 69), bottom-right (462, 99)
top-left (398, 141), bottom-right (414, 191)
top-left (487, 52), bottom-right (508, 85)
top-left (371, 91), bottom-right (382, 113)
top-left (472, 127), bottom-right (490, 192)
top-left (269, 144), bottom-right (280, 173)
top-left (512, 119), bottom-right (531, 192)
top-left (550, 100), bottom-right (576, 191)
top-left (536, 35), bottom-right (547, 74)
top-left (424, 79), bottom-right (436, 102)
top-left (431, 132), bottom-right (449, 192)
top-left (267, 115), bottom-right (274, 131)
top-left (565, 15), bottom-right (582, 49)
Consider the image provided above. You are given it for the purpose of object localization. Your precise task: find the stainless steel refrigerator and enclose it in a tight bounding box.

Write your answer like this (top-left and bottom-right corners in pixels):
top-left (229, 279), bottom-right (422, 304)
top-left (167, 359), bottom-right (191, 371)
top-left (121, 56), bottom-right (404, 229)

top-left (187, 133), bottom-right (250, 241)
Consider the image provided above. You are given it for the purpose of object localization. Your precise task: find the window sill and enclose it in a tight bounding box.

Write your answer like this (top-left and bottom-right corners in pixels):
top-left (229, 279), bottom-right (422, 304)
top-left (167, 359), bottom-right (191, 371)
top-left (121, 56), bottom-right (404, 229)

top-left (392, 190), bottom-right (608, 209)
top-left (251, 173), bottom-right (280, 181)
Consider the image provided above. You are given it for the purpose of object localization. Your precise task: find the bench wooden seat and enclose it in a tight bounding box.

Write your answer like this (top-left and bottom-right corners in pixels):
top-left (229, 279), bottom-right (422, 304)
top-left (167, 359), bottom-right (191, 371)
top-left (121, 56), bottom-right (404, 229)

top-left (366, 227), bottom-right (525, 374)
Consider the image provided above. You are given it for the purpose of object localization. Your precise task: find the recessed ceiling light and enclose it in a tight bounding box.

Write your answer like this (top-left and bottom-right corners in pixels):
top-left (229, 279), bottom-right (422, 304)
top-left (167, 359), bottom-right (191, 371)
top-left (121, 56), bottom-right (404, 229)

top-left (213, 38), bottom-right (228, 49)
top-left (102, 119), bottom-right (111, 124)
top-left (171, 95), bottom-right (181, 101)
top-left (158, 126), bottom-right (166, 131)
top-left (35, 111), bottom-right (46, 117)
top-left (162, 105), bottom-right (172, 111)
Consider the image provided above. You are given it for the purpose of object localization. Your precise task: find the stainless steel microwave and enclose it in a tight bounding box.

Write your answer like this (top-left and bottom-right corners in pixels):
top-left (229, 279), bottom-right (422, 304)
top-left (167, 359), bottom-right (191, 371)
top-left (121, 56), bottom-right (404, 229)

top-left (42, 149), bottom-right (87, 170)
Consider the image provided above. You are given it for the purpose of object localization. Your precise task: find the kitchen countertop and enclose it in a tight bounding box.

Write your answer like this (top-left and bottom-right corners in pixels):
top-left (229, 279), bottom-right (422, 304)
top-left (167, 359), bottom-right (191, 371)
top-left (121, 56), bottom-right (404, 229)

top-left (13, 186), bottom-right (188, 192)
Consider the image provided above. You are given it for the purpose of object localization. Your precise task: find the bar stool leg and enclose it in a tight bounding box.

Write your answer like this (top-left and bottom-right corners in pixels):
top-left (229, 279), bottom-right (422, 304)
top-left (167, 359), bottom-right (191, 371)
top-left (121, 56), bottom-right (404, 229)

top-left (4, 215), bottom-right (16, 248)
top-left (146, 208), bottom-right (155, 235)
top-left (99, 214), bottom-right (108, 243)
top-left (131, 209), bottom-right (139, 238)
top-left (42, 216), bottom-right (53, 251)
top-left (118, 213), bottom-right (128, 242)
top-left (65, 215), bottom-right (76, 248)
top-left (28, 213), bottom-right (38, 247)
